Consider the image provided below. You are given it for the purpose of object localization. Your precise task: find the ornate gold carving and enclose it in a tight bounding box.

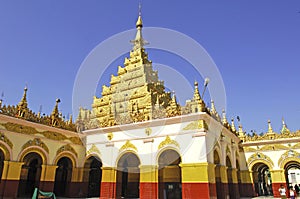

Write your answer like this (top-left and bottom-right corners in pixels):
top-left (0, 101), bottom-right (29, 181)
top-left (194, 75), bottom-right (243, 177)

top-left (291, 143), bottom-right (300, 149)
top-left (0, 132), bottom-right (13, 149)
top-left (245, 129), bottom-right (300, 142)
top-left (243, 147), bottom-right (257, 152)
top-left (107, 132), bottom-right (113, 141)
top-left (56, 144), bottom-right (78, 157)
top-left (119, 140), bottom-right (138, 152)
top-left (247, 152), bottom-right (274, 168)
top-left (1, 122), bottom-right (82, 145)
top-left (86, 144), bottom-right (101, 157)
top-left (158, 136), bottom-right (180, 149)
top-left (145, 127), bottom-right (152, 136)
top-left (278, 150), bottom-right (300, 168)
top-left (0, 90), bottom-right (76, 131)
top-left (183, 120), bottom-right (208, 131)
top-left (260, 144), bottom-right (289, 151)
top-left (22, 138), bottom-right (49, 153)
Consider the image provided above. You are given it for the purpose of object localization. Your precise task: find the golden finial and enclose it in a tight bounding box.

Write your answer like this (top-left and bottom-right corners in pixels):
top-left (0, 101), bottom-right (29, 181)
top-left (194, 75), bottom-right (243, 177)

top-left (268, 119), bottom-right (273, 133)
top-left (193, 81), bottom-right (201, 101)
top-left (281, 117), bottom-right (290, 134)
top-left (69, 114), bottom-right (73, 124)
top-left (51, 98), bottom-right (61, 117)
top-left (231, 118), bottom-right (236, 132)
top-left (18, 86), bottom-right (28, 107)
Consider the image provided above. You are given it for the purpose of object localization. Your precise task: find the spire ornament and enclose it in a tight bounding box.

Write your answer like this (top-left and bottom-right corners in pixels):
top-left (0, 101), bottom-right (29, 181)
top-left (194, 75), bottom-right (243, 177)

top-left (17, 86), bottom-right (29, 117)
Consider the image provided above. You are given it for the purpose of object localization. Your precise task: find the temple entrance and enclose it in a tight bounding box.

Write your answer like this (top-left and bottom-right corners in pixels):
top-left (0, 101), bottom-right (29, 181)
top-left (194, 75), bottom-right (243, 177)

top-left (214, 150), bottom-right (223, 199)
top-left (158, 149), bottom-right (182, 199)
top-left (252, 162), bottom-right (273, 196)
top-left (17, 152), bottom-right (43, 197)
top-left (84, 156), bottom-right (102, 197)
top-left (116, 153), bottom-right (140, 199)
top-left (284, 161), bottom-right (300, 192)
top-left (54, 157), bottom-right (73, 197)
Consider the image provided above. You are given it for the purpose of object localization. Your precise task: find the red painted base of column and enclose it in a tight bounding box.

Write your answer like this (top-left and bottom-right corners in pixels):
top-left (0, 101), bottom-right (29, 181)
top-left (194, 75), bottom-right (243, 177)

top-left (182, 182), bottom-right (211, 198)
top-left (2, 180), bottom-right (20, 198)
top-left (140, 182), bottom-right (158, 199)
top-left (100, 182), bottom-right (116, 199)
top-left (272, 182), bottom-right (288, 198)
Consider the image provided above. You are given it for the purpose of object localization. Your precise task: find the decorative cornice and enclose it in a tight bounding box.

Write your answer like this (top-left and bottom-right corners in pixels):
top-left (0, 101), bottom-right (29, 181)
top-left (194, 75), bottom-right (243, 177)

top-left (119, 140), bottom-right (138, 152)
top-left (183, 120), bottom-right (208, 131)
top-left (1, 122), bottom-right (82, 145)
top-left (158, 135), bottom-right (180, 150)
top-left (260, 144), bottom-right (289, 151)
top-left (22, 138), bottom-right (49, 153)
top-left (57, 144), bottom-right (78, 157)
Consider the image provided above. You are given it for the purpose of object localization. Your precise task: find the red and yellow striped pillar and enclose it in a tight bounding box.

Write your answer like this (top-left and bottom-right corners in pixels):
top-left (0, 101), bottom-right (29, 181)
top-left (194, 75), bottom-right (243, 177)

top-left (270, 169), bottom-right (286, 198)
top-left (219, 165), bottom-right (229, 199)
top-left (139, 165), bottom-right (158, 199)
top-left (180, 163), bottom-right (216, 198)
top-left (1, 161), bottom-right (24, 198)
top-left (100, 167), bottom-right (116, 199)
top-left (39, 165), bottom-right (58, 192)
top-left (239, 170), bottom-right (255, 197)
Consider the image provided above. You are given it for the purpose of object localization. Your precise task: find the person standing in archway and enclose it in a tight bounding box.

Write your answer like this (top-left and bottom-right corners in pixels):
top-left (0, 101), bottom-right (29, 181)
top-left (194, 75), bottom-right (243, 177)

top-left (278, 184), bottom-right (287, 199)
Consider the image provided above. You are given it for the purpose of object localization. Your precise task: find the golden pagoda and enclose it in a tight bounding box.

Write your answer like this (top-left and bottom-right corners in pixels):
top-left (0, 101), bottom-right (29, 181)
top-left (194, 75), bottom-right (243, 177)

top-left (91, 11), bottom-right (180, 127)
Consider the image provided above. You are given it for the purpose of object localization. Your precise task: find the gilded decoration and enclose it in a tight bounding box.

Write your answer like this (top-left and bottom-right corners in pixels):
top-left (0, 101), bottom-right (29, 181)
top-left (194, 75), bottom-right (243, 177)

top-left (158, 136), bottom-right (180, 150)
top-left (145, 127), bottom-right (152, 136)
top-left (119, 140), bottom-right (138, 152)
top-left (86, 144), bottom-right (101, 157)
top-left (260, 144), bottom-right (289, 151)
top-left (243, 147), bottom-right (257, 152)
top-left (278, 150), bottom-right (300, 168)
top-left (247, 152), bottom-right (274, 168)
top-left (245, 129), bottom-right (300, 142)
top-left (291, 143), bottom-right (300, 149)
top-left (183, 120), bottom-right (208, 131)
top-left (0, 132), bottom-right (13, 149)
top-left (1, 122), bottom-right (82, 145)
top-left (56, 144), bottom-right (78, 157)
top-left (107, 132), bottom-right (113, 141)
top-left (0, 89), bottom-right (76, 131)
top-left (22, 138), bottom-right (49, 153)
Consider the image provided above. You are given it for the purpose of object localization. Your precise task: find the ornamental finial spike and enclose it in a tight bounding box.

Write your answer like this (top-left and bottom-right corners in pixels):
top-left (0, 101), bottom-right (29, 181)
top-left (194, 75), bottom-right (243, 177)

top-left (268, 119), bottom-right (273, 133)
top-left (231, 118), bottom-right (236, 132)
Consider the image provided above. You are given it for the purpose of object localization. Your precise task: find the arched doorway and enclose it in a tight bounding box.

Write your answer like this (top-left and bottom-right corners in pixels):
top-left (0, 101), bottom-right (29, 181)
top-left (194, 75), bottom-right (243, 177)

top-left (0, 150), bottom-right (4, 181)
top-left (226, 156), bottom-right (236, 199)
top-left (158, 149), bottom-right (182, 199)
top-left (116, 153), bottom-right (140, 199)
top-left (54, 157), bottom-right (73, 197)
top-left (17, 152), bottom-right (43, 197)
top-left (214, 150), bottom-right (223, 199)
top-left (284, 161), bottom-right (300, 192)
top-left (252, 162), bottom-right (273, 196)
top-left (84, 156), bottom-right (102, 197)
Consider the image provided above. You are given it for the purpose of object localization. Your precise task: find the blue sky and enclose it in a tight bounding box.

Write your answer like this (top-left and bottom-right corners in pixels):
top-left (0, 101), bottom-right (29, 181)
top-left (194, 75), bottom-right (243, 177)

top-left (0, 1), bottom-right (299, 134)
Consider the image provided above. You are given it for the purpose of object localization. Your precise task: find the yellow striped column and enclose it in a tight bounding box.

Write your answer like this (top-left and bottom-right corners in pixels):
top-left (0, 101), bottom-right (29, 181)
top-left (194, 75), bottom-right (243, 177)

top-left (40, 165), bottom-right (58, 192)
top-left (239, 170), bottom-right (255, 197)
top-left (100, 167), bottom-right (116, 199)
top-left (270, 169), bottom-right (286, 198)
top-left (2, 161), bottom-right (24, 198)
top-left (139, 165), bottom-right (158, 199)
top-left (180, 163), bottom-right (216, 198)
